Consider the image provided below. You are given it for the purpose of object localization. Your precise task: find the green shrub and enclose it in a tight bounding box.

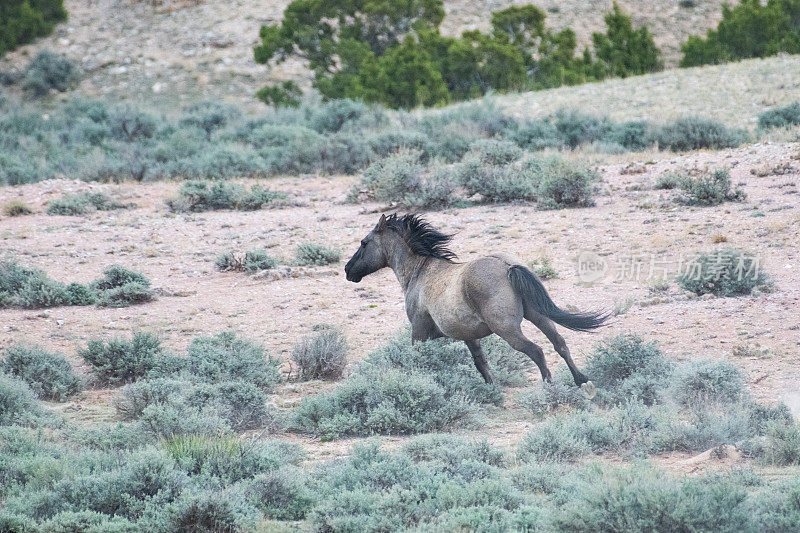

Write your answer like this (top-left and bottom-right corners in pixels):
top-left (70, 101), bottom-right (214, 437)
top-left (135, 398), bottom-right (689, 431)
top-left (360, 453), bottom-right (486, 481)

top-left (0, 0), bottom-right (67, 57)
top-left (2, 201), bottom-right (33, 216)
top-left (654, 173), bottom-right (682, 190)
top-left (354, 150), bottom-right (456, 209)
top-left (520, 380), bottom-right (589, 416)
top-left (170, 488), bottom-right (260, 532)
top-left (292, 326), bottom-right (348, 381)
top-left (215, 250), bottom-right (277, 273)
top-left (0, 259), bottom-right (93, 309)
top-left (1, 344), bottom-right (81, 401)
top-left (165, 180), bottom-right (283, 212)
top-left (79, 333), bottom-right (163, 386)
top-left (584, 334), bottom-right (674, 406)
top-left (758, 102), bottom-right (800, 129)
top-left (293, 334), bottom-right (526, 438)
top-left (531, 257), bottom-right (558, 280)
top-left (759, 423), bottom-right (800, 466)
top-left (117, 378), bottom-right (273, 436)
top-left (678, 169), bottom-right (746, 206)
top-left (0, 373), bottom-right (41, 425)
top-left (651, 117), bottom-right (748, 151)
top-left (46, 192), bottom-right (130, 215)
top-left (533, 157), bottom-right (598, 209)
top-left (246, 469), bottom-right (314, 520)
top-left (22, 50), bottom-right (79, 97)
top-left (553, 464), bottom-right (753, 531)
top-left (455, 154), bottom-right (538, 203)
top-left (311, 438), bottom-right (523, 531)
top-left (182, 331), bottom-right (281, 390)
top-left (178, 101), bottom-right (241, 139)
top-left (680, 0), bottom-right (800, 67)
top-left (90, 265), bottom-right (154, 308)
top-left (591, 2), bottom-right (662, 78)
top-left (256, 80), bottom-right (302, 108)
top-left (554, 109), bottom-right (612, 149)
top-left (671, 360), bottom-right (746, 406)
top-left (677, 248), bottom-right (771, 296)
top-left (467, 139), bottom-right (523, 165)
top-left (296, 243), bottom-right (341, 266)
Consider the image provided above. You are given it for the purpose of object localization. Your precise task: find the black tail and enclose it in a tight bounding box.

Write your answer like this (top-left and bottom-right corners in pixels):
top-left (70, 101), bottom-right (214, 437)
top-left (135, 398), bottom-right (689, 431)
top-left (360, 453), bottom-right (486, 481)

top-left (508, 265), bottom-right (608, 332)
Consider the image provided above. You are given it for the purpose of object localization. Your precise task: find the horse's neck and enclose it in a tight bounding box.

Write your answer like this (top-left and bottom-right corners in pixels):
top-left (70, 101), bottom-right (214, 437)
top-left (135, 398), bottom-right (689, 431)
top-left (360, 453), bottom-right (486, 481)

top-left (386, 239), bottom-right (425, 292)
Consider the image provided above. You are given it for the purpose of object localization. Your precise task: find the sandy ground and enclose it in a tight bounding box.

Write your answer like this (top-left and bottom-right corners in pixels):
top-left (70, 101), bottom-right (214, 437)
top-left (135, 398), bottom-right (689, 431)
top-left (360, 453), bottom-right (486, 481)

top-left (1, 141), bottom-right (799, 463)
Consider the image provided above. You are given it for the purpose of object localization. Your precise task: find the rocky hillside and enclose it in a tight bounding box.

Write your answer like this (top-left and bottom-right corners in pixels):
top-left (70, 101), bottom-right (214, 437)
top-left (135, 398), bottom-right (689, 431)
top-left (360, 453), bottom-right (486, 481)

top-left (0, 0), bottom-right (728, 104)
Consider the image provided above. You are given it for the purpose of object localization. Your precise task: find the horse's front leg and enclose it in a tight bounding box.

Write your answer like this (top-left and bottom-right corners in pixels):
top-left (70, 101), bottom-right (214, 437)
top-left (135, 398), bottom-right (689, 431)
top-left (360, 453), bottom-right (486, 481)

top-left (465, 339), bottom-right (494, 385)
top-left (410, 315), bottom-right (444, 344)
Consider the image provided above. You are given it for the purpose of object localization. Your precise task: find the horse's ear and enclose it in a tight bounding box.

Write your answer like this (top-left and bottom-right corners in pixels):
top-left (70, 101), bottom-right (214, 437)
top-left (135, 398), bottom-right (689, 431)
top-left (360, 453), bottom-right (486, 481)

top-left (376, 213), bottom-right (387, 231)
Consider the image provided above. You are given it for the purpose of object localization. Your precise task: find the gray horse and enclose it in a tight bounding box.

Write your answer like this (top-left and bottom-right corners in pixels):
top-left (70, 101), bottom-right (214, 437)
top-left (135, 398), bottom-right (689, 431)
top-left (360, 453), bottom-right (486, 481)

top-left (344, 213), bottom-right (606, 394)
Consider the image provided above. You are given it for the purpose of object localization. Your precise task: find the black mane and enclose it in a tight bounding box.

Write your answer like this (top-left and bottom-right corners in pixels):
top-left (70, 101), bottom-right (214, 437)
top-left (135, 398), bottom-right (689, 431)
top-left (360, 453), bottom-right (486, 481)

top-left (385, 214), bottom-right (457, 262)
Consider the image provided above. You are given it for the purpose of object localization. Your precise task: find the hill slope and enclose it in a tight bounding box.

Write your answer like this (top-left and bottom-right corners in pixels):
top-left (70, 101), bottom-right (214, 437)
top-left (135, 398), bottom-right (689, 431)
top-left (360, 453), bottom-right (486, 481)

top-left (0, 0), bottom-right (730, 103)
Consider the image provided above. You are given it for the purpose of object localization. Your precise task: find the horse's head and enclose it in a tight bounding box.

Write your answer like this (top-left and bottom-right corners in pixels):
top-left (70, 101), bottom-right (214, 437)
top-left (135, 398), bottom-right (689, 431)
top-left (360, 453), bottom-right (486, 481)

top-left (345, 214), bottom-right (392, 283)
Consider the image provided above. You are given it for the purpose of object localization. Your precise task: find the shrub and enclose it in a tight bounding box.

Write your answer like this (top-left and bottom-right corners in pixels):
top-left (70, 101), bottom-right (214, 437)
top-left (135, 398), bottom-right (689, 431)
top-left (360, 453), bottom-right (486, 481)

top-left (79, 333), bottom-right (163, 386)
top-left (520, 379), bottom-right (589, 416)
top-left (215, 250), bottom-right (277, 273)
top-left (0, 0), bottom-right (68, 57)
top-left (296, 243), bottom-right (341, 266)
top-left (654, 173), bottom-right (682, 190)
top-left (354, 150), bottom-right (455, 209)
top-left (165, 180), bottom-right (283, 212)
top-left (246, 469), bottom-right (314, 520)
top-left (3, 201), bottom-right (33, 216)
top-left (46, 192), bottom-right (129, 215)
top-left (758, 102), bottom-right (800, 130)
top-left (554, 109), bottom-right (612, 148)
top-left (532, 257), bottom-right (558, 280)
top-left (759, 424), bottom-right (800, 466)
top-left (680, 0), bottom-right (800, 67)
top-left (311, 438), bottom-right (523, 531)
top-left (584, 334), bottom-right (674, 406)
top-left (591, 2), bottom-right (662, 78)
top-left (467, 139), bottom-right (523, 165)
top-left (678, 169), bottom-right (745, 206)
top-left (455, 155), bottom-right (538, 203)
top-left (170, 488), bottom-right (260, 532)
top-left (671, 360), bottom-right (746, 406)
top-left (292, 326), bottom-right (348, 381)
top-left (293, 334), bottom-right (526, 438)
top-left (108, 109), bottom-right (157, 141)
top-left (182, 331), bottom-right (281, 390)
top-left (178, 101), bottom-right (240, 139)
top-left (677, 248), bottom-right (770, 296)
top-left (1, 344), bottom-right (81, 401)
top-left (0, 259), bottom-right (93, 309)
top-left (0, 373), bottom-right (41, 425)
top-left (533, 157), bottom-right (598, 209)
top-left (307, 99), bottom-right (370, 133)
top-left (90, 265), bottom-right (154, 308)
top-left (22, 50), bottom-right (80, 97)
top-left (118, 378), bottom-right (274, 436)
top-left (256, 80), bottom-right (303, 108)
top-left (651, 117), bottom-right (748, 151)
top-left (553, 465), bottom-right (753, 531)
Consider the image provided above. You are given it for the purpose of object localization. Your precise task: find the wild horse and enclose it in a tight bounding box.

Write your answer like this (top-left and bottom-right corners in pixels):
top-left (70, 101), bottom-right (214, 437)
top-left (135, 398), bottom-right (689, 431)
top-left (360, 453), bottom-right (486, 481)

top-left (345, 214), bottom-right (607, 395)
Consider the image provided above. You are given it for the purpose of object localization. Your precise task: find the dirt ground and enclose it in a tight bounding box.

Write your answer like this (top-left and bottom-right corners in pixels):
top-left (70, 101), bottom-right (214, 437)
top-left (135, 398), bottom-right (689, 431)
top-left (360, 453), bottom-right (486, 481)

top-left (1, 141), bottom-right (799, 464)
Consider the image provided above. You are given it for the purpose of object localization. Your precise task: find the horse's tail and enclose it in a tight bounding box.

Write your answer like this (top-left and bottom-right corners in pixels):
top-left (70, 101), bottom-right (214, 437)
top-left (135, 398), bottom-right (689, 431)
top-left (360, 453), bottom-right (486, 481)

top-left (508, 265), bottom-right (608, 332)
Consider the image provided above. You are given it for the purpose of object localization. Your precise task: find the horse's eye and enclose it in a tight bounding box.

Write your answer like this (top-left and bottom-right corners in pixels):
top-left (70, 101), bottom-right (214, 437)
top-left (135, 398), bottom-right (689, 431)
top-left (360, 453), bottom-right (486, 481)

top-left (361, 240), bottom-right (368, 247)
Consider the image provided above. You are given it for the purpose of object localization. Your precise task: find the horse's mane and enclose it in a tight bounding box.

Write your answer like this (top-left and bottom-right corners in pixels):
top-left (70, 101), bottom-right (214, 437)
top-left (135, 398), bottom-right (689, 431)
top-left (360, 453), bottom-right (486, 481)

top-left (384, 213), bottom-right (457, 262)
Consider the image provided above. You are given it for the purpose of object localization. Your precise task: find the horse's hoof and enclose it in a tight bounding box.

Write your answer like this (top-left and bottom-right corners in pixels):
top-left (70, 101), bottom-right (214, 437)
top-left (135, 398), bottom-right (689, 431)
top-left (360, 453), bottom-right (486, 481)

top-left (581, 381), bottom-right (596, 399)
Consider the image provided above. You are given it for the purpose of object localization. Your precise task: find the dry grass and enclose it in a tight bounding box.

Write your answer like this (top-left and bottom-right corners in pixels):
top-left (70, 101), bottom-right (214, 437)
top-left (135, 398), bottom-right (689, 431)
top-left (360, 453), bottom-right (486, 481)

top-left (497, 55), bottom-right (800, 126)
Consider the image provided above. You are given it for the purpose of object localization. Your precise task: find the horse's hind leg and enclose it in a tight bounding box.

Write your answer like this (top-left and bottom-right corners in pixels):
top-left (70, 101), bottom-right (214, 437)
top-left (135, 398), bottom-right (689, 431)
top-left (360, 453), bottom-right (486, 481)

top-left (465, 339), bottom-right (493, 385)
top-left (490, 323), bottom-right (552, 383)
top-left (527, 311), bottom-right (593, 394)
